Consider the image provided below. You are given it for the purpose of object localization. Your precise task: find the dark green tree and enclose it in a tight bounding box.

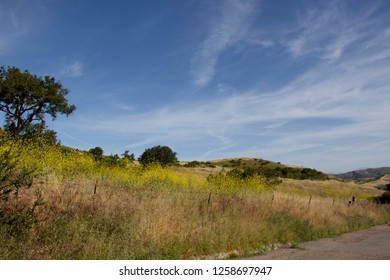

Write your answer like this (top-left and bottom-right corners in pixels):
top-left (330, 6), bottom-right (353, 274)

top-left (0, 66), bottom-right (76, 137)
top-left (88, 147), bottom-right (104, 161)
top-left (121, 150), bottom-right (135, 161)
top-left (138, 145), bottom-right (178, 166)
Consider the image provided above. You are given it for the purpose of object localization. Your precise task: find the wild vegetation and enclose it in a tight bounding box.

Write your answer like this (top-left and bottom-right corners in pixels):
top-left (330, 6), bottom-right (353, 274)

top-left (186, 158), bottom-right (329, 181)
top-left (1, 66), bottom-right (389, 259)
top-left (0, 131), bottom-right (389, 259)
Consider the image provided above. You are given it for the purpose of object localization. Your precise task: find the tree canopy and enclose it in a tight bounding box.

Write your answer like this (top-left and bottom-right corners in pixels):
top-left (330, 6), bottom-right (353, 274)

top-left (122, 150), bottom-right (135, 161)
top-left (0, 66), bottom-right (76, 137)
top-left (138, 145), bottom-right (178, 166)
top-left (88, 147), bottom-right (104, 161)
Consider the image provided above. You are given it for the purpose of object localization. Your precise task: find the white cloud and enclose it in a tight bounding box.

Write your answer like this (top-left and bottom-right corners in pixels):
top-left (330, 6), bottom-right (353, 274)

top-left (54, 1), bottom-right (390, 172)
top-left (59, 60), bottom-right (84, 77)
top-left (283, 1), bottom-right (374, 61)
top-left (64, 24), bottom-right (390, 171)
top-left (0, 1), bottom-right (49, 55)
top-left (322, 34), bottom-right (358, 61)
top-left (254, 39), bottom-right (274, 48)
top-left (190, 0), bottom-right (259, 86)
top-left (0, 8), bottom-right (25, 54)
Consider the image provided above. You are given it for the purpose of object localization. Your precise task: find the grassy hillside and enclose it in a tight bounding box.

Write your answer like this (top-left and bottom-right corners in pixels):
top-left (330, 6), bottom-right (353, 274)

top-left (1, 134), bottom-right (389, 259)
top-left (278, 178), bottom-right (385, 199)
top-left (360, 174), bottom-right (390, 190)
top-left (183, 158), bottom-right (329, 180)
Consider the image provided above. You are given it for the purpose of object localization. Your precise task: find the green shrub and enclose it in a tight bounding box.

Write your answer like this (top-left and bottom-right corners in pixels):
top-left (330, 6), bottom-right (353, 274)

top-left (138, 145), bottom-right (178, 166)
top-left (0, 135), bottom-right (41, 238)
top-left (373, 191), bottom-right (390, 204)
top-left (88, 147), bottom-right (104, 161)
top-left (184, 161), bottom-right (201, 167)
top-left (0, 148), bottom-right (35, 201)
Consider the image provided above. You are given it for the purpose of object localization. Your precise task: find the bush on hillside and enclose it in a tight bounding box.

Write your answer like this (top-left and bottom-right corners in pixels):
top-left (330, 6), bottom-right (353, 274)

top-left (88, 147), bottom-right (104, 161)
top-left (0, 135), bottom-right (41, 237)
top-left (183, 161), bottom-right (201, 167)
top-left (373, 191), bottom-right (390, 204)
top-left (238, 166), bottom-right (328, 181)
top-left (138, 145), bottom-right (178, 166)
top-left (0, 138), bottom-right (36, 201)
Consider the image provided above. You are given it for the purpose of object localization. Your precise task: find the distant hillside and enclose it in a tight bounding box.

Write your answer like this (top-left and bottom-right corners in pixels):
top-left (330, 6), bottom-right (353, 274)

top-left (183, 158), bottom-right (329, 180)
top-left (360, 174), bottom-right (390, 190)
top-left (335, 167), bottom-right (390, 181)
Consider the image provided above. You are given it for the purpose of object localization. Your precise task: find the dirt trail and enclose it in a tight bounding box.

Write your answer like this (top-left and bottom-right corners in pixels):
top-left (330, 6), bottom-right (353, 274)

top-left (244, 224), bottom-right (390, 260)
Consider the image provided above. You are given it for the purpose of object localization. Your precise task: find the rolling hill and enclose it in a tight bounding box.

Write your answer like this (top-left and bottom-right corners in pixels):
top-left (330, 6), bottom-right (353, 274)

top-left (182, 157), bottom-right (329, 180)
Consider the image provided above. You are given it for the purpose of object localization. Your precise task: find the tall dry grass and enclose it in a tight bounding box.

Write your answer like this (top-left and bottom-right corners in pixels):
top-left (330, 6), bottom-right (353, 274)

top-left (1, 173), bottom-right (389, 259)
top-left (278, 178), bottom-right (383, 198)
top-left (1, 134), bottom-right (389, 259)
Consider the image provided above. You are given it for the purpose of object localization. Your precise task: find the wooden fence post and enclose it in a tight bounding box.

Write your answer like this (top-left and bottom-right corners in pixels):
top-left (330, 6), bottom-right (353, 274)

top-left (94, 180), bottom-right (97, 195)
top-left (207, 192), bottom-right (212, 211)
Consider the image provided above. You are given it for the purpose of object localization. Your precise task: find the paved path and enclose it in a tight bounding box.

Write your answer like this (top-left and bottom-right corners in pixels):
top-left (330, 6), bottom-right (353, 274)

top-left (244, 224), bottom-right (390, 260)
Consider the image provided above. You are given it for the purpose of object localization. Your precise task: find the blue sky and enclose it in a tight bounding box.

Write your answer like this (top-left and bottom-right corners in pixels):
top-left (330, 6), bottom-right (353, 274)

top-left (1, 0), bottom-right (390, 173)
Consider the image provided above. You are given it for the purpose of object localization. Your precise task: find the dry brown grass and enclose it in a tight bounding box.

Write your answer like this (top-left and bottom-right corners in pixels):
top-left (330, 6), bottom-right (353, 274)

top-left (1, 172), bottom-right (389, 260)
top-left (278, 178), bottom-right (383, 199)
top-left (2, 134), bottom-right (388, 259)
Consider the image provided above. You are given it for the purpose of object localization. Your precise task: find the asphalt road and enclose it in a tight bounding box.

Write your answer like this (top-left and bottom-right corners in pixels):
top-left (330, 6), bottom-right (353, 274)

top-left (244, 224), bottom-right (390, 260)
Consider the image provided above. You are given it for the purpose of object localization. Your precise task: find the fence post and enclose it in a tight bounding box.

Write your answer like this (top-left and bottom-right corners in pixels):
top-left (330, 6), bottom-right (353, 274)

top-left (207, 192), bottom-right (212, 211)
top-left (94, 179), bottom-right (98, 195)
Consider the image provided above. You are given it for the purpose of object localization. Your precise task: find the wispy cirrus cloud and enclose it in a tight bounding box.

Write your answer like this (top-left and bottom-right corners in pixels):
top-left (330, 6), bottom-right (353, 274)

top-left (53, 0), bottom-right (390, 172)
top-left (61, 21), bottom-right (390, 171)
top-left (0, 1), bottom-right (49, 55)
top-left (282, 1), bottom-right (380, 61)
top-left (0, 7), bottom-right (26, 54)
top-left (59, 59), bottom-right (84, 77)
top-left (190, 0), bottom-right (260, 87)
